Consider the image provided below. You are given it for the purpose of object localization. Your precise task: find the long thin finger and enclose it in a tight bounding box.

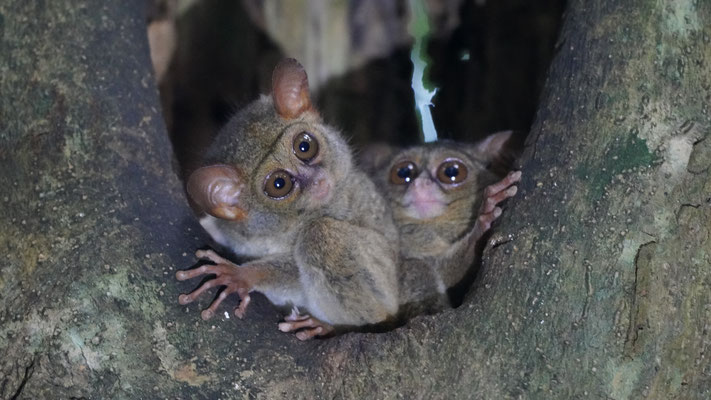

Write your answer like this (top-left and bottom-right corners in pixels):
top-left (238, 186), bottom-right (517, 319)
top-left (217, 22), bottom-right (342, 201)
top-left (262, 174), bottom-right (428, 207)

top-left (284, 313), bottom-right (311, 322)
top-left (295, 326), bottom-right (324, 341)
top-left (233, 293), bottom-right (251, 319)
top-left (484, 170), bottom-right (521, 198)
top-left (195, 249), bottom-right (232, 265)
top-left (470, 207), bottom-right (502, 240)
top-left (178, 275), bottom-right (233, 305)
top-left (278, 317), bottom-right (320, 332)
top-left (480, 185), bottom-right (518, 214)
top-left (176, 264), bottom-right (213, 281)
top-left (201, 288), bottom-right (235, 320)
top-left (175, 263), bottom-right (234, 281)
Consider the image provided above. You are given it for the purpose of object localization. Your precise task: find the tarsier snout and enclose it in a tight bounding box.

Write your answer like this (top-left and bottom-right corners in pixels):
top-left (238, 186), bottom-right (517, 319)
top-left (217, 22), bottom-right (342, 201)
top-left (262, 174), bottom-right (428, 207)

top-left (187, 164), bottom-right (248, 221)
top-left (413, 174), bottom-right (435, 188)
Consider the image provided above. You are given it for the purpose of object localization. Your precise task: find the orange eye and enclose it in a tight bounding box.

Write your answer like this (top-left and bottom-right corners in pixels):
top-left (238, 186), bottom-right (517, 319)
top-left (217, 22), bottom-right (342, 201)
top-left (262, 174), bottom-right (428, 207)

top-left (436, 159), bottom-right (468, 184)
top-left (293, 132), bottom-right (319, 162)
top-left (264, 170), bottom-right (294, 198)
top-left (389, 161), bottom-right (418, 184)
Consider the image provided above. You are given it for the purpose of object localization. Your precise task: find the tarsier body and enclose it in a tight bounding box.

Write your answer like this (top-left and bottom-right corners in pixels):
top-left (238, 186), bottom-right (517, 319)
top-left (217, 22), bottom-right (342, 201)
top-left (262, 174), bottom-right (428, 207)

top-left (177, 59), bottom-right (399, 339)
top-left (363, 132), bottom-right (521, 314)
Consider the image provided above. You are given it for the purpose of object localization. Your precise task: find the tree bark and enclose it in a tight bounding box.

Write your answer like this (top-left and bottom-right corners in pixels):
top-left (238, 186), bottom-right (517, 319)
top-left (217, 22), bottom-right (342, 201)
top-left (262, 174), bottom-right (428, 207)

top-left (1, 1), bottom-right (710, 399)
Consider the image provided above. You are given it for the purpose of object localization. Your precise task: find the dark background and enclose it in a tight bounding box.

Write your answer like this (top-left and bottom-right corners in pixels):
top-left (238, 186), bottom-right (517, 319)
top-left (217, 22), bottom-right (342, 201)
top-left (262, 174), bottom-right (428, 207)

top-left (151, 0), bottom-right (566, 178)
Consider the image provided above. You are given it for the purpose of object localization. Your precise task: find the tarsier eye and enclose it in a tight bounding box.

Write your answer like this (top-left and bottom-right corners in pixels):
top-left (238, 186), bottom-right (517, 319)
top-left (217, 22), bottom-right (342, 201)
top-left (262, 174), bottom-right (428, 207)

top-left (264, 170), bottom-right (294, 198)
top-left (436, 159), bottom-right (468, 184)
top-left (293, 132), bottom-right (319, 162)
top-left (389, 161), bottom-right (418, 185)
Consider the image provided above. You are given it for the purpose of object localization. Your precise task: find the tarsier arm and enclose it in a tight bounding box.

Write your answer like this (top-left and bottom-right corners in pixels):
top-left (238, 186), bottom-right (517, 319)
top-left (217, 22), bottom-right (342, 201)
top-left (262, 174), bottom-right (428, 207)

top-left (293, 217), bottom-right (399, 326)
top-left (437, 170), bottom-right (522, 287)
top-left (277, 218), bottom-right (398, 339)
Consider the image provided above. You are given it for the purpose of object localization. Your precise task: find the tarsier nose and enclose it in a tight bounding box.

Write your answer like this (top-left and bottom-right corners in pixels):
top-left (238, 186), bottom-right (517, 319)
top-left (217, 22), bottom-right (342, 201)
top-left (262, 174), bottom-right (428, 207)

top-left (413, 176), bottom-right (433, 187)
top-left (309, 173), bottom-right (332, 201)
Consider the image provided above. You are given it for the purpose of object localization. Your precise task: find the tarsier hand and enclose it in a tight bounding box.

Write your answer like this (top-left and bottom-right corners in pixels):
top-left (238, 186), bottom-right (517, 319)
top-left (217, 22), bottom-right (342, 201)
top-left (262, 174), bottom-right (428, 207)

top-left (176, 249), bottom-right (253, 320)
top-left (471, 170), bottom-right (521, 242)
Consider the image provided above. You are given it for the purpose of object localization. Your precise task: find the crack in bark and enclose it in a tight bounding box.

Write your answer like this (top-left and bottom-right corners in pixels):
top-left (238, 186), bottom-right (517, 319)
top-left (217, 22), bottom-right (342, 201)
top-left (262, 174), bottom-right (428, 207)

top-left (581, 259), bottom-right (592, 321)
top-left (680, 120), bottom-right (695, 134)
top-left (572, 249), bottom-right (589, 324)
top-left (623, 241), bottom-right (657, 359)
top-left (525, 129), bottom-right (542, 166)
top-left (490, 236), bottom-right (514, 249)
top-left (9, 358), bottom-right (35, 400)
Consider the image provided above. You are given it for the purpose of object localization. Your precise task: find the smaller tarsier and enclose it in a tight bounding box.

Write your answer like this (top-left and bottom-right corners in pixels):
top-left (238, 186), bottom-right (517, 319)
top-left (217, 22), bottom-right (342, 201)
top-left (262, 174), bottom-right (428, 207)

top-left (176, 58), bottom-right (400, 340)
top-left (361, 132), bottom-right (522, 315)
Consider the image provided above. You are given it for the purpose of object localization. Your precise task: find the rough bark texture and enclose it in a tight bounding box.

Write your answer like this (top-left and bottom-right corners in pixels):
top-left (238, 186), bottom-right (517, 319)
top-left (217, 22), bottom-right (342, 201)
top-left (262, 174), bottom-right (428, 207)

top-left (1, 1), bottom-right (709, 400)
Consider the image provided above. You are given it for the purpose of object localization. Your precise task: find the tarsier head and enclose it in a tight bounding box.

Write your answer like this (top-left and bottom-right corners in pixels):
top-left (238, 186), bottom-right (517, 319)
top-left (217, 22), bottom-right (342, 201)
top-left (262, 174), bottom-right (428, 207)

top-left (186, 59), bottom-right (353, 232)
top-left (375, 131), bottom-right (518, 224)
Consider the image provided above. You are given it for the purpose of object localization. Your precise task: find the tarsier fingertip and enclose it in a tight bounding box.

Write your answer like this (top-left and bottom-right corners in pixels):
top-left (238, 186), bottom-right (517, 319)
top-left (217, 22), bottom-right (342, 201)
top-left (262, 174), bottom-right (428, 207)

top-left (178, 294), bottom-right (191, 305)
top-left (201, 309), bottom-right (214, 320)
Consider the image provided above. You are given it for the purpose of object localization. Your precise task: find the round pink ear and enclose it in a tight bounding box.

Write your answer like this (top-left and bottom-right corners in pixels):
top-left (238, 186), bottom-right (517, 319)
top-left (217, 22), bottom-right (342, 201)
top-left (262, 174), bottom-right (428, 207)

top-left (272, 58), bottom-right (313, 119)
top-left (186, 165), bottom-right (248, 221)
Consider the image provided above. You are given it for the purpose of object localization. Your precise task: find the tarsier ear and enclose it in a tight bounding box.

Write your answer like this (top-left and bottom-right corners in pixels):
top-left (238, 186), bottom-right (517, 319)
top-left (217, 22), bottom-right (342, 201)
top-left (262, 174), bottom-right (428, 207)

top-left (187, 165), bottom-right (248, 221)
top-left (358, 143), bottom-right (396, 175)
top-left (471, 130), bottom-right (524, 174)
top-left (272, 58), bottom-right (314, 119)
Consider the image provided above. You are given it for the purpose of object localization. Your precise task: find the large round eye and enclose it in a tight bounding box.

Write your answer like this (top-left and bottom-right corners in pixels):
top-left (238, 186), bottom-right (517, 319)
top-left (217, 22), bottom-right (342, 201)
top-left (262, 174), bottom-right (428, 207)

top-left (436, 159), bottom-right (468, 184)
top-left (293, 132), bottom-right (319, 162)
top-left (264, 170), bottom-right (294, 198)
top-left (389, 161), bottom-right (418, 185)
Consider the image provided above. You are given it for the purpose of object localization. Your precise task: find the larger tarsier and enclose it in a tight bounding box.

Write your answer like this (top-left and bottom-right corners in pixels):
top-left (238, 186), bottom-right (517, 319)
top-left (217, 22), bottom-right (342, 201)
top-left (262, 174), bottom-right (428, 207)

top-left (176, 58), bottom-right (521, 340)
top-left (176, 59), bottom-right (400, 340)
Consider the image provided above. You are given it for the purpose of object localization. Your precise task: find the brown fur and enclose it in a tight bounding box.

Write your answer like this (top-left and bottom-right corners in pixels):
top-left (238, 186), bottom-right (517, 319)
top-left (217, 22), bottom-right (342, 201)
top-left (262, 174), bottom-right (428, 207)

top-left (186, 59), bottom-right (399, 329)
top-left (362, 132), bottom-right (521, 315)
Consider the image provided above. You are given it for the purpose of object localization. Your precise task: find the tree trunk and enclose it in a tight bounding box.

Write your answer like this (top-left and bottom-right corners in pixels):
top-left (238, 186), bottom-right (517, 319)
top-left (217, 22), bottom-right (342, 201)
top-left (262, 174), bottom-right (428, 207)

top-left (1, 1), bottom-right (709, 399)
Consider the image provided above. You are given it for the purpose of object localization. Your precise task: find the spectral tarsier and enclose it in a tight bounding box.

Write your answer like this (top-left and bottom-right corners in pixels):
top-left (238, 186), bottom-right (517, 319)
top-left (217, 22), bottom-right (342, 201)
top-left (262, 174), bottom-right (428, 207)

top-left (361, 132), bottom-right (522, 315)
top-left (175, 58), bottom-right (400, 340)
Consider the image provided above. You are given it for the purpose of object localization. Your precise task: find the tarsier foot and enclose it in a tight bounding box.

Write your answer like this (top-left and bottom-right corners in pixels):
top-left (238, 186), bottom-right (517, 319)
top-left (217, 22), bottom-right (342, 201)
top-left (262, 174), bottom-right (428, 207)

top-left (278, 308), bottom-right (334, 341)
top-left (175, 249), bottom-right (252, 320)
top-left (472, 171), bottom-right (522, 238)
